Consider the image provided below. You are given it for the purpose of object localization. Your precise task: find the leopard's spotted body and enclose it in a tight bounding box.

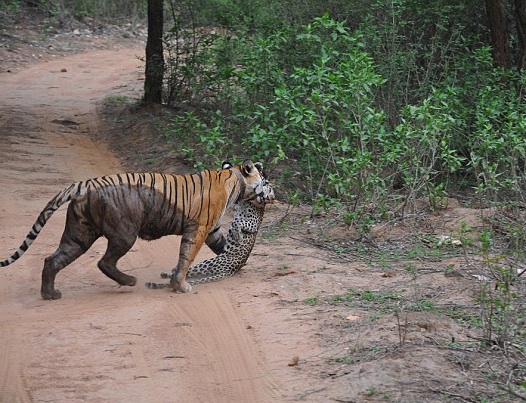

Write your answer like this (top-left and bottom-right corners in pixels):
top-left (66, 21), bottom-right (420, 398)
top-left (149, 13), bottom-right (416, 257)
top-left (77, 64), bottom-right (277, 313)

top-left (146, 183), bottom-right (272, 289)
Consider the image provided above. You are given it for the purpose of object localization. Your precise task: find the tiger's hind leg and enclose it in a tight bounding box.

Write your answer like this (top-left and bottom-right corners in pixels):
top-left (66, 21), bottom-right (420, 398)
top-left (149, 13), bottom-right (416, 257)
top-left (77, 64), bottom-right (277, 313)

top-left (97, 234), bottom-right (137, 287)
top-left (41, 238), bottom-right (97, 300)
top-left (41, 205), bottom-right (99, 300)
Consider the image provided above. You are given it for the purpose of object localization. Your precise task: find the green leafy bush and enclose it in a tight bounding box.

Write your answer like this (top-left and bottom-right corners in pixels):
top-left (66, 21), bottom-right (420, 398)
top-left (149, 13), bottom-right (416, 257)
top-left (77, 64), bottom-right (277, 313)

top-left (162, 6), bottom-right (526, 227)
top-left (243, 16), bottom-right (390, 222)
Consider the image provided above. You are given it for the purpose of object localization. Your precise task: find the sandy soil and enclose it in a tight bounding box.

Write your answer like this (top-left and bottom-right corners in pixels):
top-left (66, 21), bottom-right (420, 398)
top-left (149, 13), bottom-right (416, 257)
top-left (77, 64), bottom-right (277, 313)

top-left (1, 18), bottom-right (524, 403)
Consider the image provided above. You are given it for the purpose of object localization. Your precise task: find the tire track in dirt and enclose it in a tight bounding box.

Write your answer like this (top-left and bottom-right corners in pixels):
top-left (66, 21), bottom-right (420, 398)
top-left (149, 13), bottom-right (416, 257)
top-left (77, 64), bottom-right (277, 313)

top-left (163, 288), bottom-right (281, 401)
top-left (0, 47), bottom-right (282, 402)
top-left (0, 324), bottom-right (33, 403)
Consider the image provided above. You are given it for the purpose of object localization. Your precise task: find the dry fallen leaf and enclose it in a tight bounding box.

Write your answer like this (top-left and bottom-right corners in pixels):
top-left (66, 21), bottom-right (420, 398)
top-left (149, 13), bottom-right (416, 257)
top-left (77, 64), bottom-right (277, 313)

top-left (346, 315), bottom-right (360, 321)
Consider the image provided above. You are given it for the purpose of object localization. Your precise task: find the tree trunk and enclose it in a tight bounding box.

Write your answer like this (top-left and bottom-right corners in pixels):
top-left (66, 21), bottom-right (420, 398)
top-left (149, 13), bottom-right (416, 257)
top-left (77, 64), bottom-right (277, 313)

top-left (485, 0), bottom-right (511, 68)
top-left (515, 0), bottom-right (526, 70)
top-left (143, 0), bottom-right (164, 104)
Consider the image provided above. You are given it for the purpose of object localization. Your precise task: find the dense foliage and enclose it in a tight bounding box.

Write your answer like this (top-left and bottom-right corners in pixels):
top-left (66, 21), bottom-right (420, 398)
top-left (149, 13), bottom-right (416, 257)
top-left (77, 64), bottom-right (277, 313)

top-left (162, 1), bottom-right (526, 216)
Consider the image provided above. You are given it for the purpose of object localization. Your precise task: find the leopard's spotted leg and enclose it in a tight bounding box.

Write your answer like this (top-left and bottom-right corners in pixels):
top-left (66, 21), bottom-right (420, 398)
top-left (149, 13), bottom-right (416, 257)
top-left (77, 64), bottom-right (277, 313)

top-left (146, 199), bottom-right (265, 289)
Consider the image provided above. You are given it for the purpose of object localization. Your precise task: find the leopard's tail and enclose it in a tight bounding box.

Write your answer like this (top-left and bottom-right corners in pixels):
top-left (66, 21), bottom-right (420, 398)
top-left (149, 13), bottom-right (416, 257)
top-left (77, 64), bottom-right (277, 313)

top-left (1, 182), bottom-right (80, 267)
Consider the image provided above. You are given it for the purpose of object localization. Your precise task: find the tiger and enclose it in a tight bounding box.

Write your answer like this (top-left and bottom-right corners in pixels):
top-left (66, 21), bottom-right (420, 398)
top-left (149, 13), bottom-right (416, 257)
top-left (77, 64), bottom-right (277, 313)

top-left (146, 166), bottom-right (274, 289)
top-left (0, 160), bottom-right (267, 300)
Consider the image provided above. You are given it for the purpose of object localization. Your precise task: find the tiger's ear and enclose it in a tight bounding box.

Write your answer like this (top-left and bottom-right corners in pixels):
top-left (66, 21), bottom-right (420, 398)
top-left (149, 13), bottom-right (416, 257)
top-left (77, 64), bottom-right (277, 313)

top-left (222, 161), bottom-right (233, 170)
top-left (241, 160), bottom-right (256, 175)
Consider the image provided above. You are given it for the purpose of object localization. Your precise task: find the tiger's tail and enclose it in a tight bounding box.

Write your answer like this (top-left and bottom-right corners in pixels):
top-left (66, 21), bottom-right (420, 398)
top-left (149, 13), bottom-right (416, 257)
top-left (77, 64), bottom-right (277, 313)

top-left (1, 182), bottom-right (80, 267)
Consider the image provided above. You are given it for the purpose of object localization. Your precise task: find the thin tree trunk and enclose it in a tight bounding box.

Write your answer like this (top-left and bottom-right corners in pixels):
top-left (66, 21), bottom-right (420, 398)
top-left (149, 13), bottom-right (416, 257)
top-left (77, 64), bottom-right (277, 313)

top-left (144, 0), bottom-right (164, 104)
top-left (485, 0), bottom-right (511, 68)
top-left (515, 0), bottom-right (526, 71)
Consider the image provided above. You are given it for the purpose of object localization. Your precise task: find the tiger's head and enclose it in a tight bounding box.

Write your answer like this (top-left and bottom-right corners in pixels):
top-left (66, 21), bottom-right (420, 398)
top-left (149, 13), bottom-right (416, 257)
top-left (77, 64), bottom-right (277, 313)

top-left (223, 160), bottom-right (275, 206)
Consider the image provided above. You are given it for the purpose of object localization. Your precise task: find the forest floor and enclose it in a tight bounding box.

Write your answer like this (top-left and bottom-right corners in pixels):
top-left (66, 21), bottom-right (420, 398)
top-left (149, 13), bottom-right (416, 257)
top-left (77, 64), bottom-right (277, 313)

top-left (0, 10), bottom-right (525, 403)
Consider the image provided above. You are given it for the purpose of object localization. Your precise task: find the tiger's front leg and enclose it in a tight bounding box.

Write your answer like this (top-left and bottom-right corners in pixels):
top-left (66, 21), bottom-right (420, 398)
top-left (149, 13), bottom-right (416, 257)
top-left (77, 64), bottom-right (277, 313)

top-left (170, 228), bottom-right (207, 293)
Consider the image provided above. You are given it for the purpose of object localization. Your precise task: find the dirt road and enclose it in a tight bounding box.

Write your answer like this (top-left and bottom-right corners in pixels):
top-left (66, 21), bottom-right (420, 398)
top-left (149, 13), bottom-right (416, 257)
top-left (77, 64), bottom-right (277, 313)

top-left (0, 47), bottom-right (286, 402)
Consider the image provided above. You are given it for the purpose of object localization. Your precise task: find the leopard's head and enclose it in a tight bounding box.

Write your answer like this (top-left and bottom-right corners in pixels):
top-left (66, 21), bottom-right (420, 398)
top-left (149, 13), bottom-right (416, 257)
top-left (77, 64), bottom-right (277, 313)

top-left (223, 160), bottom-right (275, 206)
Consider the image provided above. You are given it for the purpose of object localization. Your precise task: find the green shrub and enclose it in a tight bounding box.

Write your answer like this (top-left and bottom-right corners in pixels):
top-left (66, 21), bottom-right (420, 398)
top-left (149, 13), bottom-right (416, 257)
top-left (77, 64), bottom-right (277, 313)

top-left (239, 16), bottom-right (392, 222)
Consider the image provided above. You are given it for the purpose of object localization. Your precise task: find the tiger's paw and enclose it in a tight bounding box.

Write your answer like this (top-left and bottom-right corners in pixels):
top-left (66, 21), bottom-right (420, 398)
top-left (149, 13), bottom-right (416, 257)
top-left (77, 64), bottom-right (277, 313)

top-left (171, 280), bottom-right (192, 293)
top-left (41, 289), bottom-right (62, 300)
top-left (116, 274), bottom-right (137, 287)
